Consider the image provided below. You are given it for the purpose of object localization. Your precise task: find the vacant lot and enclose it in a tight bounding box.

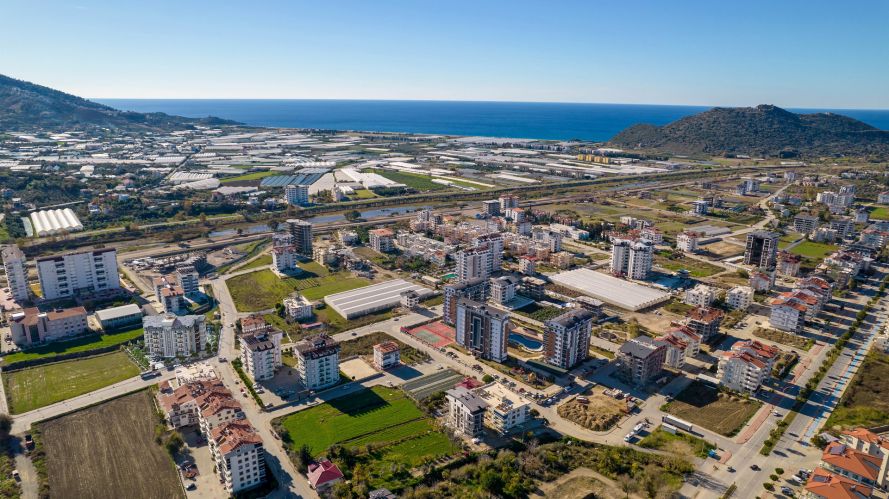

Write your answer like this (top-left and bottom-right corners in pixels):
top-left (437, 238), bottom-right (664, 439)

top-left (662, 381), bottom-right (762, 436)
top-left (235, 254), bottom-right (272, 272)
top-left (39, 390), bottom-right (183, 499)
top-left (557, 391), bottom-right (627, 431)
top-left (638, 425), bottom-right (716, 458)
top-left (825, 351), bottom-right (889, 431)
top-left (790, 241), bottom-right (838, 260)
top-left (226, 268), bottom-right (369, 312)
top-left (339, 332), bottom-right (430, 365)
top-left (655, 252), bottom-right (724, 277)
top-left (1, 326), bottom-right (144, 365)
top-left (753, 327), bottom-right (813, 351)
top-left (276, 386), bottom-right (457, 491)
top-left (4, 352), bottom-right (139, 414)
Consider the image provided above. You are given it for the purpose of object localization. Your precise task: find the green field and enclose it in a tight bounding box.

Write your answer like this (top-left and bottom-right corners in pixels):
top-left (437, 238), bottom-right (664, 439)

top-left (225, 268), bottom-right (369, 312)
top-left (825, 351), bottom-right (889, 431)
top-left (236, 254), bottom-right (272, 272)
top-left (655, 252), bottom-right (724, 277)
top-left (790, 241), bottom-right (838, 259)
top-left (276, 386), bottom-right (457, 491)
top-left (371, 169), bottom-right (447, 191)
top-left (1, 327), bottom-right (145, 365)
top-left (870, 206), bottom-right (889, 220)
top-left (638, 426), bottom-right (716, 458)
top-left (219, 171), bottom-right (276, 183)
top-left (4, 352), bottom-right (140, 414)
top-left (662, 381), bottom-right (762, 437)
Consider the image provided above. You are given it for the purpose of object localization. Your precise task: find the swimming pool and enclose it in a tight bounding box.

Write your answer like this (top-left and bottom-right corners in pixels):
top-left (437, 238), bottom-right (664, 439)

top-left (509, 333), bottom-right (543, 351)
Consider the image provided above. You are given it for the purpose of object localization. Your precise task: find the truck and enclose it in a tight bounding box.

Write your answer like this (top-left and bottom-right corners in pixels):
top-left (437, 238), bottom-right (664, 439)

top-left (662, 415), bottom-right (694, 433)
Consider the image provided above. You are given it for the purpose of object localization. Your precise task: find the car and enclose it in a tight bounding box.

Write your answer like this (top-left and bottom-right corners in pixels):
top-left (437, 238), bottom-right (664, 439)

top-left (186, 483), bottom-right (197, 491)
top-left (24, 434), bottom-right (33, 450)
top-left (750, 464), bottom-right (760, 471)
top-left (781, 486), bottom-right (793, 496)
top-left (351, 332), bottom-right (357, 336)
top-left (217, 356), bottom-right (227, 362)
top-left (11, 470), bottom-right (19, 481)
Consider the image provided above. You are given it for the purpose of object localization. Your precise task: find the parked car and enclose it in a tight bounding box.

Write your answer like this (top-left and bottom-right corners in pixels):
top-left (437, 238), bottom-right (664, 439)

top-left (186, 483), bottom-right (197, 491)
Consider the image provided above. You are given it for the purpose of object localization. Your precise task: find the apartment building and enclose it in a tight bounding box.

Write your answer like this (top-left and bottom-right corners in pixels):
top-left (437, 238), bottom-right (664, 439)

top-left (283, 219), bottom-right (313, 256)
top-left (240, 329), bottom-right (283, 382)
top-left (0, 244), bottom-right (29, 302)
top-left (610, 237), bottom-right (653, 280)
top-left (395, 231), bottom-right (454, 266)
top-left (749, 270), bottom-right (775, 292)
top-left (153, 275), bottom-right (187, 314)
top-left (175, 265), bottom-right (200, 295)
top-left (820, 441), bottom-right (886, 490)
top-left (283, 293), bottom-right (314, 320)
top-left (543, 309), bottom-right (594, 370)
top-left (489, 275), bottom-right (517, 305)
top-left (830, 218), bottom-right (856, 240)
top-left (793, 214), bottom-right (820, 234)
top-left (36, 248), bottom-right (120, 300)
top-left (373, 341), bottom-right (400, 370)
top-left (477, 382), bottom-right (530, 434)
top-left (684, 284), bottom-right (716, 307)
top-left (284, 184), bottom-right (309, 206)
top-left (770, 292), bottom-right (816, 333)
top-left (209, 421), bottom-right (266, 493)
top-left (717, 339), bottom-right (779, 393)
top-left (455, 298), bottom-right (509, 362)
top-left (445, 386), bottom-right (488, 437)
top-left (456, 245), bottom-right (494, 282)
top-left (616, 336), bottom-right (667, 385)
top-left (676, 231), bottom-right (700, 253)
top-left (518, 255), bottom-right (536, 275)
top-left (143, 314), bottom-right (207, 359)
top-left (369, 228), bottom-right (395, 253)
top-left (473, 233), bottom-right (504, 272)
top-left (777, 251), bottom-right (802, 277)
top-left (295, 334), bottom-right (340, 391)
top-left (804, 467), bottom-right (873, 499)
top-left (9, 306), bottom-right (88, 347)
top-left (443, 278), bottom-right (489, 325)
top-left (744, 231), bottom-right (780, 270)
top-left (726, 286), bottom-right (754, 311)
top-left (683, 306), bottom-right (724, 342)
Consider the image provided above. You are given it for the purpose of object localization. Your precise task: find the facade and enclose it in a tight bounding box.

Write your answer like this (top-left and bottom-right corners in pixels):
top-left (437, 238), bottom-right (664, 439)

top-left (1, 244), bottom-right (29, 302)
top-left (295, 334), bottom-right (340, 391)
top-left (616, 336), bottom-right (667, 385)
top-left (473, 233), bottom-right (504, 273)
top-left (36, 248), bottom-right (120, 300)
top-left (684, 284), bottom-right (716, 307)
top-left (443, 278), bottom-right (489, 325)
top-left (209, 421), bottom-right (266, 493)
top-left (744, 231), bottom-right (780, 270)
top-left (793, 214), bottom-right (820, 234)
top-left (373, 341), bottom-right (401, 370)
top-left (717, 339), bottom-right (779, 393)
top-left (482, 199), bottom-right (500, 216)
top-left (683, 306), bottom-right (724, 342)
top-left (153, 275), bottom-right (187, 314)
top-left (176, 265), bottom-right (200, 295)
top-left (455, 298), bottom-right (509, 362)
top-left (770, 295), bottom-right (808, 333)
top-left (143, 314), bottom-right (207, 359)
top-left (95, 303), bottom-right (143, 330)
top-left (369, 228), bottom-right (396, 253)
top-left (400, 289), bottom-right (420, 309)
top-left (477, 382), bottom-right (530, 433)
top-left (489, 275), bottom-right (517, 305)
top-left (283, 294), bottom-right (314, 320)
top-left (456, 245), bottom-right (494, 282)
top-left (284, 184), bottom-right (309, 206)
top-left (543, 309), bottom-right (594, 370)
top-left (240, 329), bottom-right (283, 382)
top-left (777, 251), bottom-right (802, 277)
top-left (749, 270), bottom-right (774, 292)
top-left (283, 219), bottom-right (313, 256)
top-left (676, 231), bottom-right (699, 253)
top-left (726, 286), bottom-right (754, 311)
top-left (518, 256), bottom-right (536, 275)
top-left (445, 386), bottom-right (488, 437)
top-left (9, 306), bottom-right (88, 347)
top-left (610, 238), bottom-right (653, 280)
top-left (271, 244), bottom-right (299, 273)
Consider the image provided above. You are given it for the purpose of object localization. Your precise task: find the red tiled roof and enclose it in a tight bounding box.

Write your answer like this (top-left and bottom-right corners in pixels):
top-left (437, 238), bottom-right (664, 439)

top-left (307, 459), bottom-right (344, 488)
top-left (805, 467), bottom-right (872, 499)
top-left (822, 442), bottom-right (883, 481)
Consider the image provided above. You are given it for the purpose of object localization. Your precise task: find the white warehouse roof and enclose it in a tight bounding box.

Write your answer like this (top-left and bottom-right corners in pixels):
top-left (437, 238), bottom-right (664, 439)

top-left (549, 268), bottom-right (671, 311)
top-left (324, 279), bottom-right (433, 319)
top-left (29, 208), bottom-right (84, 237)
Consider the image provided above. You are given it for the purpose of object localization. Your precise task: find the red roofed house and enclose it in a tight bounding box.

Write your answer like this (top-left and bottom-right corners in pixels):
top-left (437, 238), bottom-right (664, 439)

top-left (804, 467), bottom-right (873, 499)
top-left (717, 340), bottom-right (779, 394)
top-left (307, 459), bottom-right (344, 492)
top-left (821, 441), bottom-right (886, 489)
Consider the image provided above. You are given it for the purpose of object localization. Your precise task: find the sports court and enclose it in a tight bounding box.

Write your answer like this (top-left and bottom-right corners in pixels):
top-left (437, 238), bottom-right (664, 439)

top-left (406, 321), bottom-right (455, 348)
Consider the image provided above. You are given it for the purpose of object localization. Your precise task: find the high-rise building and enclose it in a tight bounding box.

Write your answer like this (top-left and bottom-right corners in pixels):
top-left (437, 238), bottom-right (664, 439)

top-left (143, 314), bottom-right (207, 359)
top-left (284, 184), bottom-right (309, 206)
top-left (499, 194), bottom-right (519, 212)
top-left (473, 233), bottom-right (503, 273)
top-left (543, 309), bottom-right (594, 370)
top-left (616, 336), bottom-right (667, 385)
top-left (743, 231), bottom-right (780, 269)
top-left (455, 298), bottom-right (509, 362)
top-left (240, 329), bottom-right (283, 382)
top-left (610, 238), bottom-right (653, 280)
top-left (456, 245), bottom-right (494, 282)
top-left (369, 228), bottom-right (395, 253)
top-left (443, 278), bottom-right (489, 325)
top-left (482, 200), bottom-right (500, 216)
top-left (1, 244), bottom-right (29, 302)
top-left (294, 334), bottom-right (340, 391)
top-left (283, 219), bottom-right (313, 256)
top-left (36, 248), bottom-right (120, 300)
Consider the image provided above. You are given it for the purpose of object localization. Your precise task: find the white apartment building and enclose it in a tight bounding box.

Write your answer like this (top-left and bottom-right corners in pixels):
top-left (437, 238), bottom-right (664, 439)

top-left (283, 294), bottom-right (314, 320)
top-left (271, 245), bottom-right (299, 273)
top-left (143, 314), bottom-right (207, 359)
top-left (1, 244), bottom-right (29, 302)
top-left (477, 382), bottom-right (530, 434)
top-left (684, 284), bottom-right (716, 307)
top-left (295, 334), bottom-right (340, 391)
top-left (455, 299), bottom-right (509, 362)
top-left (610, 238), bottom-right (653, 280)
top-left (489, 275), bottom-right (517, 305)
top-left (543, 309), bottom-right (594, 370)
top-left (240, 330), bottom-right (283, 382)
top-left (176, 265), bottom-right (200, 295)
top-left (284, 184), bottom-right (309, 206)
top-left (717, 340), bottom-right (779, 393)
top-left (726, 286), bottom-right (754, 311)
top-left (9, 306), bottom-right (88, 347)
top-left (518, 256), bottom-right (536, 275)
top-left (373, 341), bottom-right (400, 370)
top-left (456, 245), bottom-right (494, 282)
top-left (208, 421), bottom-right (266, 493)
top-left (473, 233), bottom-right (504, 273)
top-left (369, 228), bottom-right (395, 253)
top-left (676, 232), bottom-right (700, 253)
top-left (36, 248), bottom-right (120, 300)
top-left (445, 386), bottom-right (488, 437)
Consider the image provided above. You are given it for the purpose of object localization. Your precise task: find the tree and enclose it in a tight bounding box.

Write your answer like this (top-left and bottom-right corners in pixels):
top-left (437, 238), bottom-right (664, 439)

top-left (0, 413), bottom-right (11, 438)
top-left (296, 444), bottom-right (313, 473)
top-left (626, 319), bottom-right (641, 339)
top-left (164, 431), bottom-right (184, 456)
top-left (482, 374), bottom-right (495, 383)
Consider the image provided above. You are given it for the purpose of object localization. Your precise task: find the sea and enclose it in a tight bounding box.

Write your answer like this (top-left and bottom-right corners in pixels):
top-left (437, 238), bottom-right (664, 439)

top-left (96, 99), bottom-right (889, 142)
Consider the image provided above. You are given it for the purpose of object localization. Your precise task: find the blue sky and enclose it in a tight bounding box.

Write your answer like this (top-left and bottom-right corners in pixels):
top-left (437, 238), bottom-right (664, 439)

top-left (2, 0), bottom-right (888, 108)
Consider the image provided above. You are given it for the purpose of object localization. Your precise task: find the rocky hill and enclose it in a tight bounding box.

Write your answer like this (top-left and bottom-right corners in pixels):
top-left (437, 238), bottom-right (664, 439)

top-left (0, 74), bottom-right (240, 132)
top-left (609, 105), bottom-right (889, 157)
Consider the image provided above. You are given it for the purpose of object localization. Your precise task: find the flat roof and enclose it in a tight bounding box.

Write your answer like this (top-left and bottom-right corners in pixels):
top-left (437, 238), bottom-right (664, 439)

top-left (95, 303), bottom-right (143, 321)
top-left (324, 279), bottom-right (432, 319)
top-left (549, 268), bottom-right (671, 311)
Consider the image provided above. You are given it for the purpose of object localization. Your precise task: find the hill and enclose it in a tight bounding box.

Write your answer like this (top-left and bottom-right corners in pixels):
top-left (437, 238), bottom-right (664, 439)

top-left (609, 105), bottom-right (889, 158)
top-left (0, 74), bottom-right (240, 132)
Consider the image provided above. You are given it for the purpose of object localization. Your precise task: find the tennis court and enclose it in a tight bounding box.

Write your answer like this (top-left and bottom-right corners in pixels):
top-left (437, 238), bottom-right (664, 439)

top-left (406, 321), bottom-right (455, 348)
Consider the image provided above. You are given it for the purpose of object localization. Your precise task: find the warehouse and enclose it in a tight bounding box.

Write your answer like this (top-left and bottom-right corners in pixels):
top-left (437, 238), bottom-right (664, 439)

top-left (550, 267), bottom-right (671, 311)
top-left (95, 303), bottom-right (143, 331)
top-left (324, 279), bottom-right (433, 319)
top-left (29, 208), bottom-right (84, 237)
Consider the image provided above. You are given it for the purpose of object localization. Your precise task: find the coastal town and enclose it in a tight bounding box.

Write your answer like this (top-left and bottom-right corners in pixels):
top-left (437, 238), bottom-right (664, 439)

top-left (0, 122), bottom-right (888, 499)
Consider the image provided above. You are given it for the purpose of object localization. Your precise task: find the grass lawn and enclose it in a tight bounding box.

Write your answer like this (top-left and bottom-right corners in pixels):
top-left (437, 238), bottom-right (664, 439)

top-left (4, 351), bottom-right (140, 414)
top-left (662, 381), bottom-right (762, 437)
top-left (655, 252), bottom-right (724, 277)
top-left (1, 326), bottom-right (144, 365)
top-left (870, 206), bottom-right (889, 220)
top-left (825, 351), bottom-right (889, 431)
top-left (236, 254), bottom-right (272, 272)
top-left (753, 327), bottom-right (814, 351)
top-left (638, 426), bottom-right (716, 458)
top-left (300, 278), bottom-right (368, 301)
top-left (370, 169), bottom-right (447, 191)
top-left (219, 171), bottom-right (276, 183)
top-left (226, 268), bottom-right (368, 312)
top-left (790, 241), bottom-right (838, 260)
top-left (352, 189), bottom-right (377, 199)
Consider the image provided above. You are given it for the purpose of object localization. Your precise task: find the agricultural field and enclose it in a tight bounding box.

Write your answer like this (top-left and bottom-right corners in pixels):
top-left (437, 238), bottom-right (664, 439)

top-left (662, 381), bottom-right (762, 436)
top-left (38, 390), bottom-right (183, 499)
top-left (226, 268), bottom-right (369, 312)
top-left (790, 241), bottom-right (838, 260)
top-left (276, 386), bottom-right (457, 491)
top-left (370, 169), bottom-right (447, 191)
top-left (638, 425), bottom-right (716, 458)
top-left (869, 206), bottom-right (889, 220)
top-left (1, 326), bottom-right (145, 365)
top-left (4, 352), bottom-right (140, 414)
top-left (219, 170), bottom-right (276, 183)
top-left (825, 351), bottom-right (889, 431)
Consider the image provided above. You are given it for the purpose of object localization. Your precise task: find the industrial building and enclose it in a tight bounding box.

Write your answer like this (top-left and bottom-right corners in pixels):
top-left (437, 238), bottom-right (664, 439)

top-left (550, 268), bottom-right (671, 311)
top-left (324, 279), bottom-right (432, 320)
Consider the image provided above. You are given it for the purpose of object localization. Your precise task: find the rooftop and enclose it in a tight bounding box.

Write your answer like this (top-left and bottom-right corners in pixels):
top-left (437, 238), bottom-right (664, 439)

top-left (549, 268), bottom-right (670, 311)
